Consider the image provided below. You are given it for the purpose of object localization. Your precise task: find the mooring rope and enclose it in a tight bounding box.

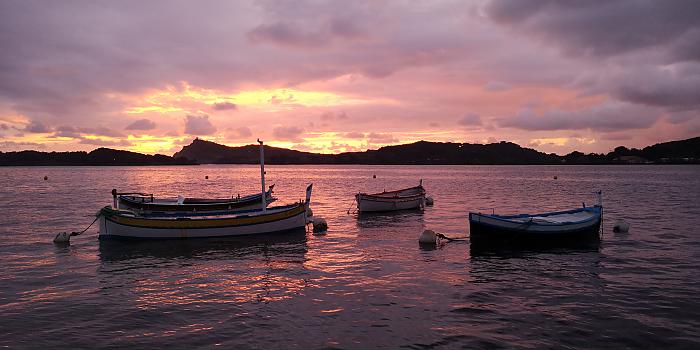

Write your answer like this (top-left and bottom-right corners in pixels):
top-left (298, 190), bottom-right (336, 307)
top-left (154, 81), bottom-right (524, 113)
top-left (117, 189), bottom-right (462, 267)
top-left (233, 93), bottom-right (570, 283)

top-left (69, 215), bottom-right (100, 237)
top-left (346, 197), bottom-right (357, 214)
top-left (435, 233), bottom-right (468, 241)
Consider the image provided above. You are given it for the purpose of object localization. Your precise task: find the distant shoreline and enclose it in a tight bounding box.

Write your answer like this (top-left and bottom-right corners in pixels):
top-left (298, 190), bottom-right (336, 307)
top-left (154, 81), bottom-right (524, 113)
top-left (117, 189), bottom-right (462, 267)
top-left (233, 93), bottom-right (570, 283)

top-left (2, 136), bottom-right (699, 166)
top-left (2, 162), bottom-right (699, 167)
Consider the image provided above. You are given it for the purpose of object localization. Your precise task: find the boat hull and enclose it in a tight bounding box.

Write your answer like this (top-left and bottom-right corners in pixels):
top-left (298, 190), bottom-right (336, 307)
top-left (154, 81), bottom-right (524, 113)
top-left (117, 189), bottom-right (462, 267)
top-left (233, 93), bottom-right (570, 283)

top-left (98, 205), bottom-right (307, 240)
top-left (468, 208), bottom-right (601, 248)
top-left (356, 194), bottom-right (425, 212)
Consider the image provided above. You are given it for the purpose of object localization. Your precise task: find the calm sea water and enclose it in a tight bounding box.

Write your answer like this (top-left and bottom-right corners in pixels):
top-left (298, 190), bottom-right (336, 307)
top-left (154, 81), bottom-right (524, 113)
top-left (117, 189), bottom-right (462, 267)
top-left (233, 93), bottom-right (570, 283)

top-left (1, 165), bottom-right (699, 349)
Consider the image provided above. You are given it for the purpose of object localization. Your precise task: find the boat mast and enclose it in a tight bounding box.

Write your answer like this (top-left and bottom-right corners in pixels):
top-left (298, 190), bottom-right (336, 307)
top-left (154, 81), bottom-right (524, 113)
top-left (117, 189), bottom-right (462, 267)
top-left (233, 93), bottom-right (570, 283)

top-left (258, 139), bottom-right (267, 212)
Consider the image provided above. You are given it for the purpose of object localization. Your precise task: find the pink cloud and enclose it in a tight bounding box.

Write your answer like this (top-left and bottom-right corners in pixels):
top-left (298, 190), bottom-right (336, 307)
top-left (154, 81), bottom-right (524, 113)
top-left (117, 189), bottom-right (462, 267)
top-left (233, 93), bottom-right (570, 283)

top-left (184, 115), bottom-right (217, 135)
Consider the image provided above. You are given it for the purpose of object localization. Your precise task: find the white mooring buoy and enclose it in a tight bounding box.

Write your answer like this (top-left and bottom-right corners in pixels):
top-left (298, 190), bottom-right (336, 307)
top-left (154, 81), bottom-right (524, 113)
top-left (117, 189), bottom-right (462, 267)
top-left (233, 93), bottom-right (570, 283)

top-left (613, 219), bottom-right (630, 233)
top-left (418, 229), bottom-right (437, 245)
top-left (53, 232), bottom-right (72, 244)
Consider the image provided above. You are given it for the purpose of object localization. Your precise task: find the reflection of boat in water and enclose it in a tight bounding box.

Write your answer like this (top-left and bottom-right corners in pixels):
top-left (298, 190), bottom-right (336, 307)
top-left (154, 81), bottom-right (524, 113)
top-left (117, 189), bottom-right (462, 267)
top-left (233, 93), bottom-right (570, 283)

top-left (355, 181), bottom-right (426, 212)
top-left (469, 240), bottom-right (601, 257)
top-left (98, 230), bottom-right (308, 262)
top-left (355, 208), bottom-right (424, 229)
top-left (116, 185), bottom-right (276, 213)
top-left (469, 192), bottom-right (603, 250)
top-left (97, 230), bottom-right (309, 306)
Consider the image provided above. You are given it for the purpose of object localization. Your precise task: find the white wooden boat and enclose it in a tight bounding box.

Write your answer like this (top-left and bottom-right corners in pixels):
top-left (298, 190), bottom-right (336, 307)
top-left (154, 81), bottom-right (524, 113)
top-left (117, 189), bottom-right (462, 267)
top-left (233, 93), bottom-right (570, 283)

top-left (98, 140), bottom-right (312, 240)
top-left (355, 181), bottom-right (426, 212)
top-left (115, 185), bottom-right (276, 213)
top-left (469, 193), bottom-right (603, 247)
top-left (98, 191), bottom-right (310, 240)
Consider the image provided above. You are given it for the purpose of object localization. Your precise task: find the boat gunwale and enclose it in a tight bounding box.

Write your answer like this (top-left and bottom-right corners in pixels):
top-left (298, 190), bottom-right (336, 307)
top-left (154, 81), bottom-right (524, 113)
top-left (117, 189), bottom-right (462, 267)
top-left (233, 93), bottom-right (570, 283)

top-left (358, 185), bottom-right (425, 198)
top-left (128, 203), bottom-right (302, 218)
top-left (356, 192), bottom-right (425, 202)
top-left (119, 187), bottom-right (275, 208)
top-left (108, 202), bottom-right (303, 220)
top-left (469, 206), bottom-right (602, 226)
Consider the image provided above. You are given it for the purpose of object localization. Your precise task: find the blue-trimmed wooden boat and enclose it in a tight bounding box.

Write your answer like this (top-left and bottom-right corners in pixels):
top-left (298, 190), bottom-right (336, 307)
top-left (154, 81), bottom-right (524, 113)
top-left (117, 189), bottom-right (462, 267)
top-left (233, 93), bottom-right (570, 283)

top-left (116, 185), bottom-right (275, 213)
top-left (469, 194), bottom-right (603, 247)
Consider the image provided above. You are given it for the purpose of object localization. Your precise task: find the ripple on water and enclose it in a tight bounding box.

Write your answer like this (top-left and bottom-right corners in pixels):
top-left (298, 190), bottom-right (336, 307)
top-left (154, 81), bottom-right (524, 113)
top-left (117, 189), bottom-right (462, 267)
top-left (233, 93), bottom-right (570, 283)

top-left (0, 165), bottom-right (699, 349)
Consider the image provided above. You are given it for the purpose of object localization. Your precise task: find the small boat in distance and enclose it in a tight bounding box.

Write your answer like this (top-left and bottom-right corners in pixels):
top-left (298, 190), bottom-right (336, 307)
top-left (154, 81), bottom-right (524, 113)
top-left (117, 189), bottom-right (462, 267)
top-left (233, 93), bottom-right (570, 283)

top-left (469, 192), bottom-right (603, 248)
top-left (115, 185), bottom-right (276, 213)
top-left (355, 180), bottom-right (426, 212)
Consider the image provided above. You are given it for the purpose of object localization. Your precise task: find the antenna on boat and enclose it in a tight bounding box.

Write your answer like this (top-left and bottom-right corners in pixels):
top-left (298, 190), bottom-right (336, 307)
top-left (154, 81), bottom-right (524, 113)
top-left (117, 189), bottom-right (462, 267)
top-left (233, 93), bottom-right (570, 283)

top-left (258, 139), bottom-right (267, 212)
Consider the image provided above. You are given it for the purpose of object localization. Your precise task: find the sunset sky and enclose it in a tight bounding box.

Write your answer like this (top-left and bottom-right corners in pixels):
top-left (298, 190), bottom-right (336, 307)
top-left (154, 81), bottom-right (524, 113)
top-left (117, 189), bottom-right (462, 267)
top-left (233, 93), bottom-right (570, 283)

top-left (1, 0), bottom-right (699, 155)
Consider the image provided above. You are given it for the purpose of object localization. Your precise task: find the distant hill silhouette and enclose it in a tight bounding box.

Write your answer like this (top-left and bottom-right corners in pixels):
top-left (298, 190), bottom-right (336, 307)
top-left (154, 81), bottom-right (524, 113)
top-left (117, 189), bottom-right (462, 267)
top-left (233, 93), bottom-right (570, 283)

top-left (173, 138), bottom-right (562, 164)
top-left (562, 136), bottom-right (700, 164)
top-left (2, 136), bottom-right (699, 166)
top-left (0, 148), bottom-right (195, 166)
top-left (174, 136), bottom-right (700, 165)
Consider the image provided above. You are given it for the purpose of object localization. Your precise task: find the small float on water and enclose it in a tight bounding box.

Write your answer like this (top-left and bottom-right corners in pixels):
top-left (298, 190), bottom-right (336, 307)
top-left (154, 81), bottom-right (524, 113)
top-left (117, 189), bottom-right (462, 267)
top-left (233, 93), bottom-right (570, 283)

top-left (116, 185), bottom-right (276, 213)
top-left (355, 180), bottom-right (426, 212)
top-left (469, 192), bottom-right (603, 247)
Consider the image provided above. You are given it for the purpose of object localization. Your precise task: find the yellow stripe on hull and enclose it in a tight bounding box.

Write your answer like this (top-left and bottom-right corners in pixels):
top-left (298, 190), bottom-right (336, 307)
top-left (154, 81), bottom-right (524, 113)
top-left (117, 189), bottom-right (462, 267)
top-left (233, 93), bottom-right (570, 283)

top-left (107, 205), bottom-right (306, 229)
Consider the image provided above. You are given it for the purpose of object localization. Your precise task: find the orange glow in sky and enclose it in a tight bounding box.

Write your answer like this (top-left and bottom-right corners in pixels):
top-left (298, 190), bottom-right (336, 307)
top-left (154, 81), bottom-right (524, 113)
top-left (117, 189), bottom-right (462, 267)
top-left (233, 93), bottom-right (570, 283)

top-left (1, 2), bottom-right (697, 156)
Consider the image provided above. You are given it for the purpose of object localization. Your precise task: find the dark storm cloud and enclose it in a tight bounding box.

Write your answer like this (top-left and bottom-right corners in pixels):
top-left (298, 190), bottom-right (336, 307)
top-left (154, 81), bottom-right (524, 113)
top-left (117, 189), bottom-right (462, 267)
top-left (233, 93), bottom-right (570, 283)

top-left (0, 141), bottom-right (46, 150)
top-left (484, 0), bottom-right (700, 116)
top-left (247, 17), bottom-right (365, 49)
top-left (78, 138), bottom-right (132, 147)
top-left (499, 102), bottom-right (660, 132)
top-left (24, 120), bottom-right (52, 133)
top-left (484, 0), bottom-right (700, 62)
top-left (125, 118), bottom-right (157, 131)
top-left (53, 126), bottom-right (124, 138)
top-left (610, 64), bottom-right (700, 111)
top-left (212, 102), bottom-right (238, 111)
top-left (53, 126), bottom-right (82, 138)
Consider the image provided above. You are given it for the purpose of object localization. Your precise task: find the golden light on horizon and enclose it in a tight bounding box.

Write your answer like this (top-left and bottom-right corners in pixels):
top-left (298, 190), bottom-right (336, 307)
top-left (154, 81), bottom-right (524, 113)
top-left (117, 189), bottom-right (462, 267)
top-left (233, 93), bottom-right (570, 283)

top-left (126, 135), bottom-right (184, 155)
top-left (530, 137), bottom-right (596, 147)
top-left (121, 82), bottom-right (384, 115)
